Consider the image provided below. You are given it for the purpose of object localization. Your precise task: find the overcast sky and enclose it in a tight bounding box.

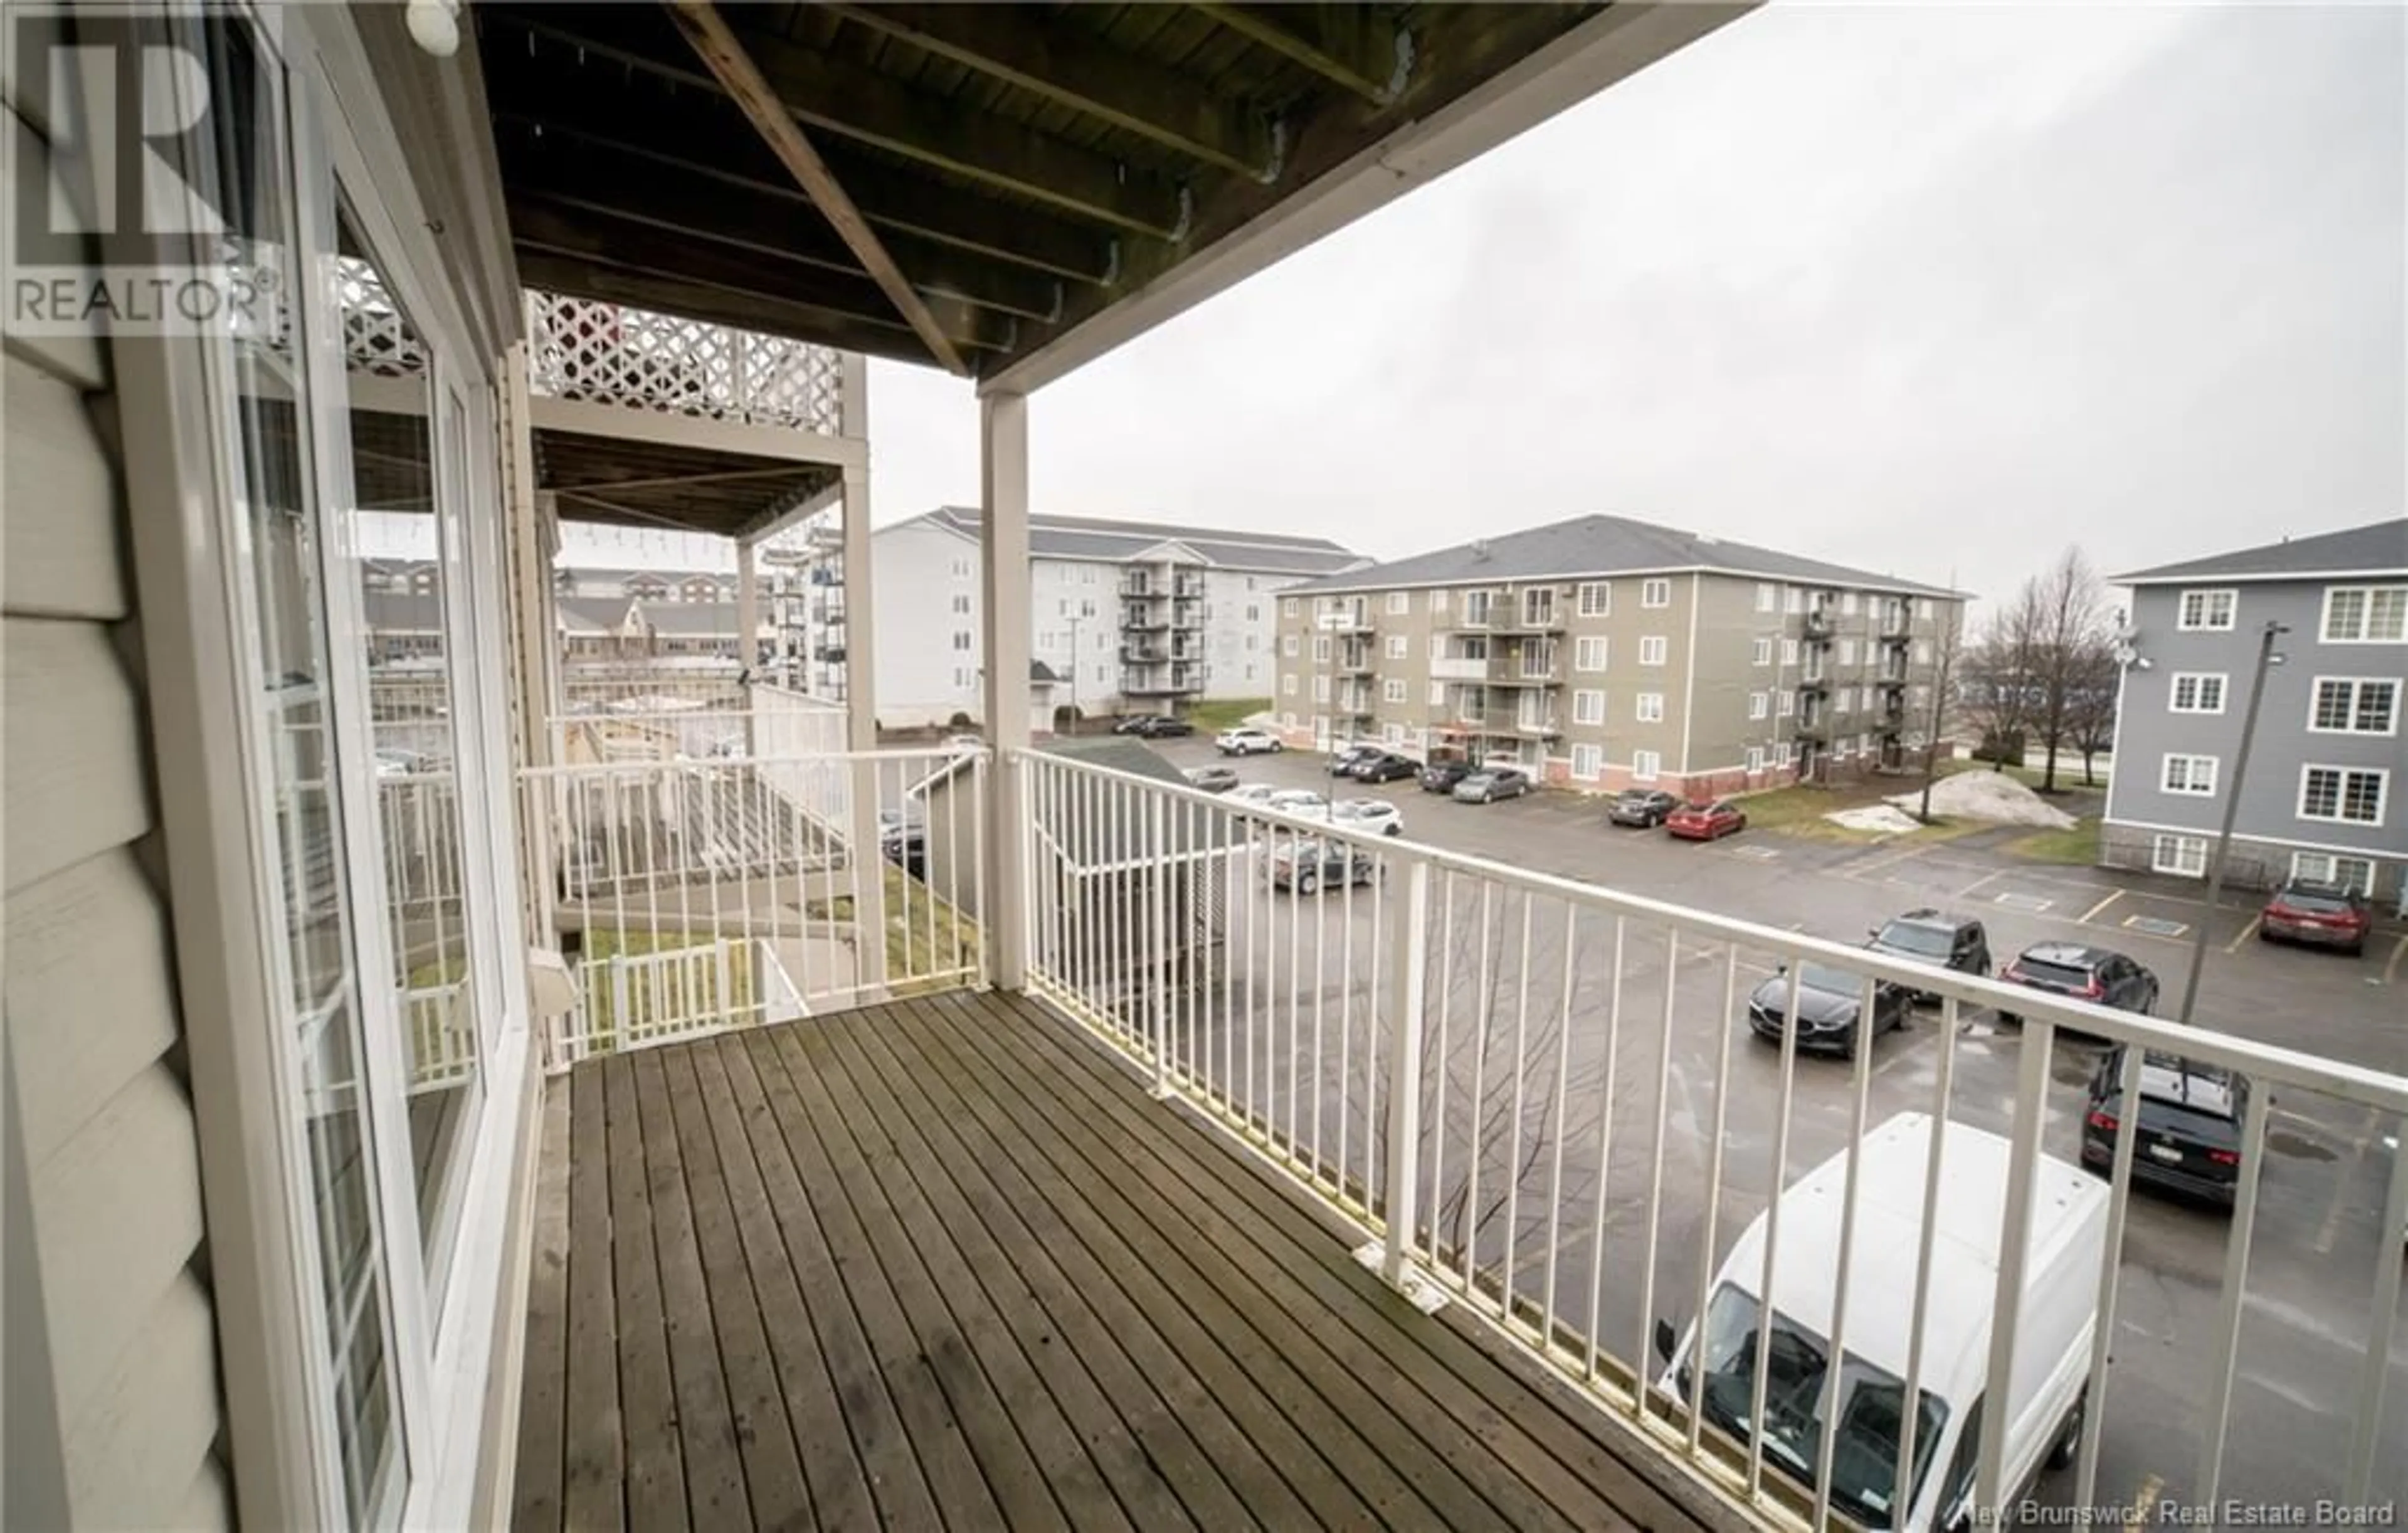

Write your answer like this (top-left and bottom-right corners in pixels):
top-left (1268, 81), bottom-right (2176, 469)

top-left (864, 3), bottom-right (2405, 608)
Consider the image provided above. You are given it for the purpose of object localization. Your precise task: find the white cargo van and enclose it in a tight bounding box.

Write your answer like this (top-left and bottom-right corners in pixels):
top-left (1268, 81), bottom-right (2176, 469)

top-left (1653, 1112), bottom-right (2108, 1532)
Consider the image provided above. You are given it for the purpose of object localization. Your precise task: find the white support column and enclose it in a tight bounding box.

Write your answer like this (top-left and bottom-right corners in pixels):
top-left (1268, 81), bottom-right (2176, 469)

top-left (840, 463), bottom-right (887, 992)
top-left (980, 391), bottom-right (1033, 990)
top-left (735, 539), bottom-right (760, 676)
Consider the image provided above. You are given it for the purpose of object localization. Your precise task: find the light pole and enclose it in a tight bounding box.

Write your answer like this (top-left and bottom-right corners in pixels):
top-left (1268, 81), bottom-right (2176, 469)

top-left (2175, 619), bottom-right (2287, 1028)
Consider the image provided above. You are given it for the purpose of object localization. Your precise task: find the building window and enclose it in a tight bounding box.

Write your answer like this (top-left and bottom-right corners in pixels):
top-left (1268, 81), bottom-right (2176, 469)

top-left (1755, 582), bottom-right (1776, 613)
top-left (1282, 712), bottom-right (1296, 728)
top-left (1785, 587), bottom-right (1803, 614)
top-left (1838, 638), bottom-right (1858, 666)
top-left (1911, 685), bottom-right (1928, 707)
top-left (2300, 765), bottom-right (2387, 824)
top-left (1782, 638), bottom-right (1800, 666)
top-left (1386, 635), bottom-right (1408, 659)
top-left (1284, 598), bottom-right (1299, 618)
top-left (1840, 592), bottom-right (1859, 616)
top-left (2177, 588), bottom-right (2237, 631)
top-left (1429, 681), bottom-right (1446, 706)
top-left (1245, 635), bottom-right (1259, 651)
top-left (1633, 749), bottom-right (1662, 781)
top-left (2291, 851), bottom-right (2375, 895)
top-left (2167, 673), bottom-right (2227, 714)
top-left (1313, 636), bottom-right (1331, 661)
top-left (1774, 742), bottom-right (1793, 767)
top-left (1284, 634), bottom-right (1299, 656)
top-left (1746, 745), bottom-right (1766, 772)
top-left (1573, 690), bottom-right (1605, 725)
top-left (1383, 678), bottom-right (1407, 703)
top-left (1836, 687), bottom-right (1856, 714)
top-left (1283, 674), bottom-right (1297, 695)
top-left (1752, 637), bottom-right (1773, 666)
top-left (1577, 582), bottom-right (1611, 616)
top-left (2321, 586), bottom-right (2408, 643)
top-left (1464, 591), bottom-right (1492, 626)
top-left (1384, 722), bottom-right (1405, 745)
top-left (2162, 754), bottom-right (2218, 796)
top-left (2310, 677), bottom-right (2399, 734)
top-left (1639, 636), bottom-right (1667, 666)
top-left (1575, 636), bottom-right (1608, 672)
top-left (1570, 744), bottom-right (1603, 780)
top-left (1081, 567), bottom-right (1096, 584)
top-left (1313, 675), bottom-right (1331, 703)
top-left (1432, 588), bottom-right (1449, 612)
top-left (1913, 640), bottom-right (1931, 663)
top-left (1916, 598), bottom-right (1935, 621)
top-left (1641, 578), bottom-right (1671, 609)
top-left (2152, 833), bottom-right (2210, 878)
top-left (1748, 692), bottom-right (1768, 720)
top-left (1779, 692), bottom-right (1797, 717)
top-left (1387, 591), bottom-right (1411, 615)
top-left (1246, 604), bottom-right (1260, 621)
top-left (952, 630), bottom-right (973, 651)
top-left (1635, 693), bottom-right (1665, 723)
top-left (951, 594), bottom-right (971, 614)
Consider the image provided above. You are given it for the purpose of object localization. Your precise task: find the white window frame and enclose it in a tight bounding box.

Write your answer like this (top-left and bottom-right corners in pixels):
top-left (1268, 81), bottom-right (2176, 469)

top-left (1283, 597), bottom-right (1299, 618)
top-left (1386, 591), bottom-right (1411, 615)
top-left (1639, 636), bottom-right (1667, 667)
top-left (1746, 746), bottom-right (1765, 772)
top-left (1635, 693), bottom-right (1666, 724)
top-left (1748, 692), bottom-right (1768, 720)
top-left (1432, 588), bottom-right (1449, 612)
top-left (1751, 637), bottom-right (1772, 666)
top-left (1755, 582), bottom-right (1776, 613)
top-left (1577, 582), bottom-right (1611, 616)
top-left (1283, 634), bottom-right (1299, 656)
top-left (1640, 577), bottom-right (1671, 609)
top-left (1838, 638), bottom-right (1857, 666)
top-left (1779, 692), bottom-right (1797, 717)
top-left (2298, 764), bottom-right (2389, 825)
top-left (1575, 636), bottom-right (1608, 672)
top-left (1785, 587), bottom-right (1803, 614)
top-left (2168, 672), bottom-right (2226, 715)
top-left (2290, 851), bottom-right (2375, 895)
top-left (2177, 587), bottom-right (2237, 632)
top-left (1916, 598), bottom-right (1935, 621)
top-left (2160, 753), bottom-right (2218, 796)
top-left (2152, 833), bottom-right (2210, 878)
top-left (1383, 678), bottom-right (1408, 703)
top-left (1573, 689), bottom-right (1605, 725)
top-left (2306, 676), bottom-right (2400, 735)
top-left (1428, 680), bottom-right (1446, 707)
top-left (1385, 635), bottom-right (1408, 659)
top-left (1313, 636), bottom-right (1331, 661)
top-left (1313, 675), bottom-right (1331, 703)
top-left (1383, 722), bottom-right (1406, 745)
top-left (1283, 674), bottom-right (1297, 695)
top-left (1571, 744), bottom-right (1604, 781)
top-left (1633, 749), bottom-right (1662, 781)
top-left (1781, 638), bottom-right (1800, 666)
top-left (2320, 584), bottom-right (2408, 645)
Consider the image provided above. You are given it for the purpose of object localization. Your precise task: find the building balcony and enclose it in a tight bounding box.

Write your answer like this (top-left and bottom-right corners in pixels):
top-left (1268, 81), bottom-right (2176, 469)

top-left (1798, 672), bottom-right (1829, 693)
top-left (1336, 646), bottom-right (1376, 675)
top-left (1333, 692), bottom-right (1378, 719)
top-left (1172, 601), bottom-right (1206, 630)
top-left (1122, 606), bottom-right (1171, 632)
top-left (1802, 609), bottom-right (1834, 639)
top-left (1441, 608), bottom-right (1497, 632)
top-left (1174, 574), bottom-right (1207, 598)
top-left (1124, 665), bottom-right (1207, 697)
top-left (1494, 606), bottom-right (1566, 634)
top-left (1122, 644), bottom-right (1170, 665)
top-left (1429, 656), bottom-right (1487, 682)
top-left (1318, 608), bottom-right (1374, 635)
top-left (1487, 656), bottom-right (1557, 685)
top-left (525, 289), bottom-right (848, 435)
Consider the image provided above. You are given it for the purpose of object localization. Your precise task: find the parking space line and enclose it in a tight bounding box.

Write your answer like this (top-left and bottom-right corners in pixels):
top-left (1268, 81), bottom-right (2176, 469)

top-left (2387, 934), bottom-right (2407, 987)
top-left (2078, 888), bottom-right (2124, 925)
top-left (2311, 1110), bottom-right (2380, 1255)
top-left (2126, 1472), bottom-right (2163, 1528)
top-left (2224, 915), bottom-right (2262, 954)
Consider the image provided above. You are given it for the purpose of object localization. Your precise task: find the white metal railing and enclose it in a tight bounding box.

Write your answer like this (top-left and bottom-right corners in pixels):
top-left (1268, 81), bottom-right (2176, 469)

top-left (524, 290), bottom-right (847, 435)
top-left (1010, 748), bottom-right (2408, 1532)
top-left (520, 744), bottom-right (983, 1070)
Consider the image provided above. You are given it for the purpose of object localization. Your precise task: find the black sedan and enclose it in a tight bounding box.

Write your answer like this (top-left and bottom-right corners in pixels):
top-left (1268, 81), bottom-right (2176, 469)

top-left (2082, 1047), bottom-right (2249, 1208)
top-left (1745, 962), bottom-right (1913, 1058)
top-left (1114, 714), bottom-right (1193, 737)
top-left (1327, 742), bottom-right (1383, 776)
top-left (1183, 765), bottom-right (1239, 794)
top-left (1607, 788), bottom-right (1681, 828)
top-left (1419, 759), bottom-right (1474, 794)
top-left (1348, 751), bottom-right (1420, 783)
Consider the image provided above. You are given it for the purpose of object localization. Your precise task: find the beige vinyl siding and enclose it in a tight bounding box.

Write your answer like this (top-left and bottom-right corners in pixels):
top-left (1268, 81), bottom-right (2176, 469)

top-left (4, 101), bottom-right (230, 1529)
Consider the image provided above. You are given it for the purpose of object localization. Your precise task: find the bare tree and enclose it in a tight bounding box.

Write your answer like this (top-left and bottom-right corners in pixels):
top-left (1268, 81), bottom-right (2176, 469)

top-left (1960, 584), bottom-right (2044, 766)
top-left (2026, 547), bottom-right (2114, 793)
top-left (2061, 635), bottom-right (2121, 788)
top-left (1916, 607), bottom-right (1967, 821)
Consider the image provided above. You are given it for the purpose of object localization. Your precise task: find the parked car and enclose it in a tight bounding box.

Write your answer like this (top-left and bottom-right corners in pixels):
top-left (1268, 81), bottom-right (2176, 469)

top-left (1348, 751), bottom-right (1420, 784)
top-left (1744, 961), bottom-right (1913, 1057)
top-left (1418, 759), bottom-right (1475, 794)
top-left (1327, 742), bottom-right (1384, 776)
top-left (1115, 714), bottom-right (1192, 737)
top-left (1864, 910), bottom-right (1993, 1003)
top-left (2082, 1047), bottom-right (2249, 1208)
top-left (1654, 1113), bottom-right (2106, 1531)
top-left (941, 732), bottom-right (984, 753)
top-left (1607, 788), bottom-right (1681, 828)
top-left (1264, 789), bottom-right (1330, 822)
top-left (1452, 767), bottom-right (1533, 804)
top-left (1664, 799), bottom-right (1747, 841)
top-left (1225, 783), bottom-right (1281, 809)
top-left (1268, 838), bottom-right (1379, 895)
top-left (877, 808), bottom-right (927, 876)
top-left (2259, 880), bottom-right (2372, 956)
top-left (1215, 727), bottom-right (1282, 756)
top-left (1997, 942), bottom-right (2158, 1026)
top-left (1329, 798), bottom-right (1404, 837)
top-left (1183, 765), bottom-right (1240, 794)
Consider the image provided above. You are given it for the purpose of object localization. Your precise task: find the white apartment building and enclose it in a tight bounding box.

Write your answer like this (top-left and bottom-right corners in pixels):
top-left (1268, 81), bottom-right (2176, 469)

top-left (858, 507), bottom-right (1364, 727)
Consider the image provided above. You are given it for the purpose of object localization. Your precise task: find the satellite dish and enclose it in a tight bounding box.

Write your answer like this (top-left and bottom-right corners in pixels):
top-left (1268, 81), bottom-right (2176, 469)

top-left (2114, 643), bottom-right (2138, 666)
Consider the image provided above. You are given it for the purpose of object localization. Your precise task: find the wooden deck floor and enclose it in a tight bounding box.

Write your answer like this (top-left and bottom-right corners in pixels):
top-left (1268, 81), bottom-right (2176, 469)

top-left (511, 989), bottom-right (1724, 1532)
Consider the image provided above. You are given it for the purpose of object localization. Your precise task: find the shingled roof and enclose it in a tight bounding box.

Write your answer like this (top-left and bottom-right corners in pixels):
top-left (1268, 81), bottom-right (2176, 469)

top-left (2113, 519), bottom-right (2407, 585)
top-left (1281, 513), bottom-right (1962, 599)
top-left (907, 506), bottom-right (1365, 577)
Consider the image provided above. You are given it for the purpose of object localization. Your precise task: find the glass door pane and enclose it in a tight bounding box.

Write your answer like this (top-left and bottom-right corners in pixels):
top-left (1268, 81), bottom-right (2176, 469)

top-left (196, 14), bottom-right (403, 1523)
top-left (334, 213), bottom-right (485, 1295)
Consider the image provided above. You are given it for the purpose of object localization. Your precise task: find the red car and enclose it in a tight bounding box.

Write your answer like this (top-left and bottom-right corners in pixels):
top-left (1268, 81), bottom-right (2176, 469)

top-left (2259, 881), bottom-right (2372, 956)
top-left (1665, 799), bottom-right (1747, 841)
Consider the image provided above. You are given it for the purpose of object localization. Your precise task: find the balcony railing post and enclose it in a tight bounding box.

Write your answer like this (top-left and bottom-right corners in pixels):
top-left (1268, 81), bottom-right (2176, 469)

top-left (1378, 859), bottom-right (1431, 1293)
top-left (1148, 791), bottom-right (1172, 1098)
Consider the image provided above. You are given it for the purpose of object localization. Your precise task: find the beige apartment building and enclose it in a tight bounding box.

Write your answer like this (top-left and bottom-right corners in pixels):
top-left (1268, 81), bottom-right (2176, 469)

top-left (1274, 515), bottom-right (1968, 799)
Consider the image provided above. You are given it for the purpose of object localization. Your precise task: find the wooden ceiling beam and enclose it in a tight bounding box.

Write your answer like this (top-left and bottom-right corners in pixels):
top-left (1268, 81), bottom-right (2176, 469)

top-left (824, 3), bottom-right (1276, 179)
top-left (490, 6), bottom-right (1189, 240)
top-left (1193, 4), bottom-right (1409, 105)
top-left (663, 0), bottom-right (968, 374)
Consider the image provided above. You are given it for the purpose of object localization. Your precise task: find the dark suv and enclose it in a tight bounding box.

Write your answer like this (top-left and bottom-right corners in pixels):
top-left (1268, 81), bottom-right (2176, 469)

top-left (2083, 1048), bottom-right (2249, 1207)
top-left (1863, 910), bottom-right (1992, 1003)
top-left (1607, 788), bottom-right (1681, 828)
top-left (1114, 714), bottom-right (1191, 737)
top-left (1997, 942), bottom-right (2158, 1025)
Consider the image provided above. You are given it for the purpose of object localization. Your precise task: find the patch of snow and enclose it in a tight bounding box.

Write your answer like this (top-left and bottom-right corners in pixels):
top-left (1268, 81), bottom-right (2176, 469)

top-left (1827, 804), bottom-right (1926, 836)
top-left (1891, 771), bottom-right (2076, 829)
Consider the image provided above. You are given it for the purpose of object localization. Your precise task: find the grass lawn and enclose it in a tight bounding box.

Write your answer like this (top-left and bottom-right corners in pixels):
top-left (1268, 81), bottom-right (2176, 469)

top-left (1736, 782), bottom-right (1986, 846)
top-left (818, 864), bottom-right (983, 998)
top-left (576, 927), bottom-right (759, 1046)
top-left (1998, 818), bottom-right (2103, 865)
top-left (1184, 697), bottom-right (1270, 731)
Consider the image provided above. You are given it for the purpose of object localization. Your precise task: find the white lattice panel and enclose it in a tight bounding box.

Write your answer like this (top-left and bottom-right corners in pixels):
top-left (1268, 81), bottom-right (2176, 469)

top-left (525, 290), bottom-right (845, 433)
top-left (339, 256), bottom-right (426, 377)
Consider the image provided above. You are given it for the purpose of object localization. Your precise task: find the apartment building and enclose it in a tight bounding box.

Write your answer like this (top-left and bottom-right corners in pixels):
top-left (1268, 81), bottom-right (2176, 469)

top-left (1274, 514), bottom-right (1966, 798)
top-left (2103, 519), bottom-right (2407, 906)
top-left (848, 506), bottom-right (1364, 727)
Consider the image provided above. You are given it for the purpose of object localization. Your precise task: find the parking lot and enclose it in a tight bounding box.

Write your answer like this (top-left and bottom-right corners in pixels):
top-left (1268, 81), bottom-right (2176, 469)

top-left (1145, 736), bottom-right (2408, 1520)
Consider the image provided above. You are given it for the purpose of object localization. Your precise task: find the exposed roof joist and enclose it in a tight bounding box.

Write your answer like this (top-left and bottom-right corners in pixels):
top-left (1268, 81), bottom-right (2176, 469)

top-left (824, 3), bottom-right (1278, 179)
top-left (1191, 3), bottom-right (1410, 105)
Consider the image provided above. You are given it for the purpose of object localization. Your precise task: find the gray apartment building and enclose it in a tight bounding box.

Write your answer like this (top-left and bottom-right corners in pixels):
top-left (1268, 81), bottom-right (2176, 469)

top-left (1273, 515), bottom-right (1966, 799)
top-left (2102, 519), bottom-right (2407, 907)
